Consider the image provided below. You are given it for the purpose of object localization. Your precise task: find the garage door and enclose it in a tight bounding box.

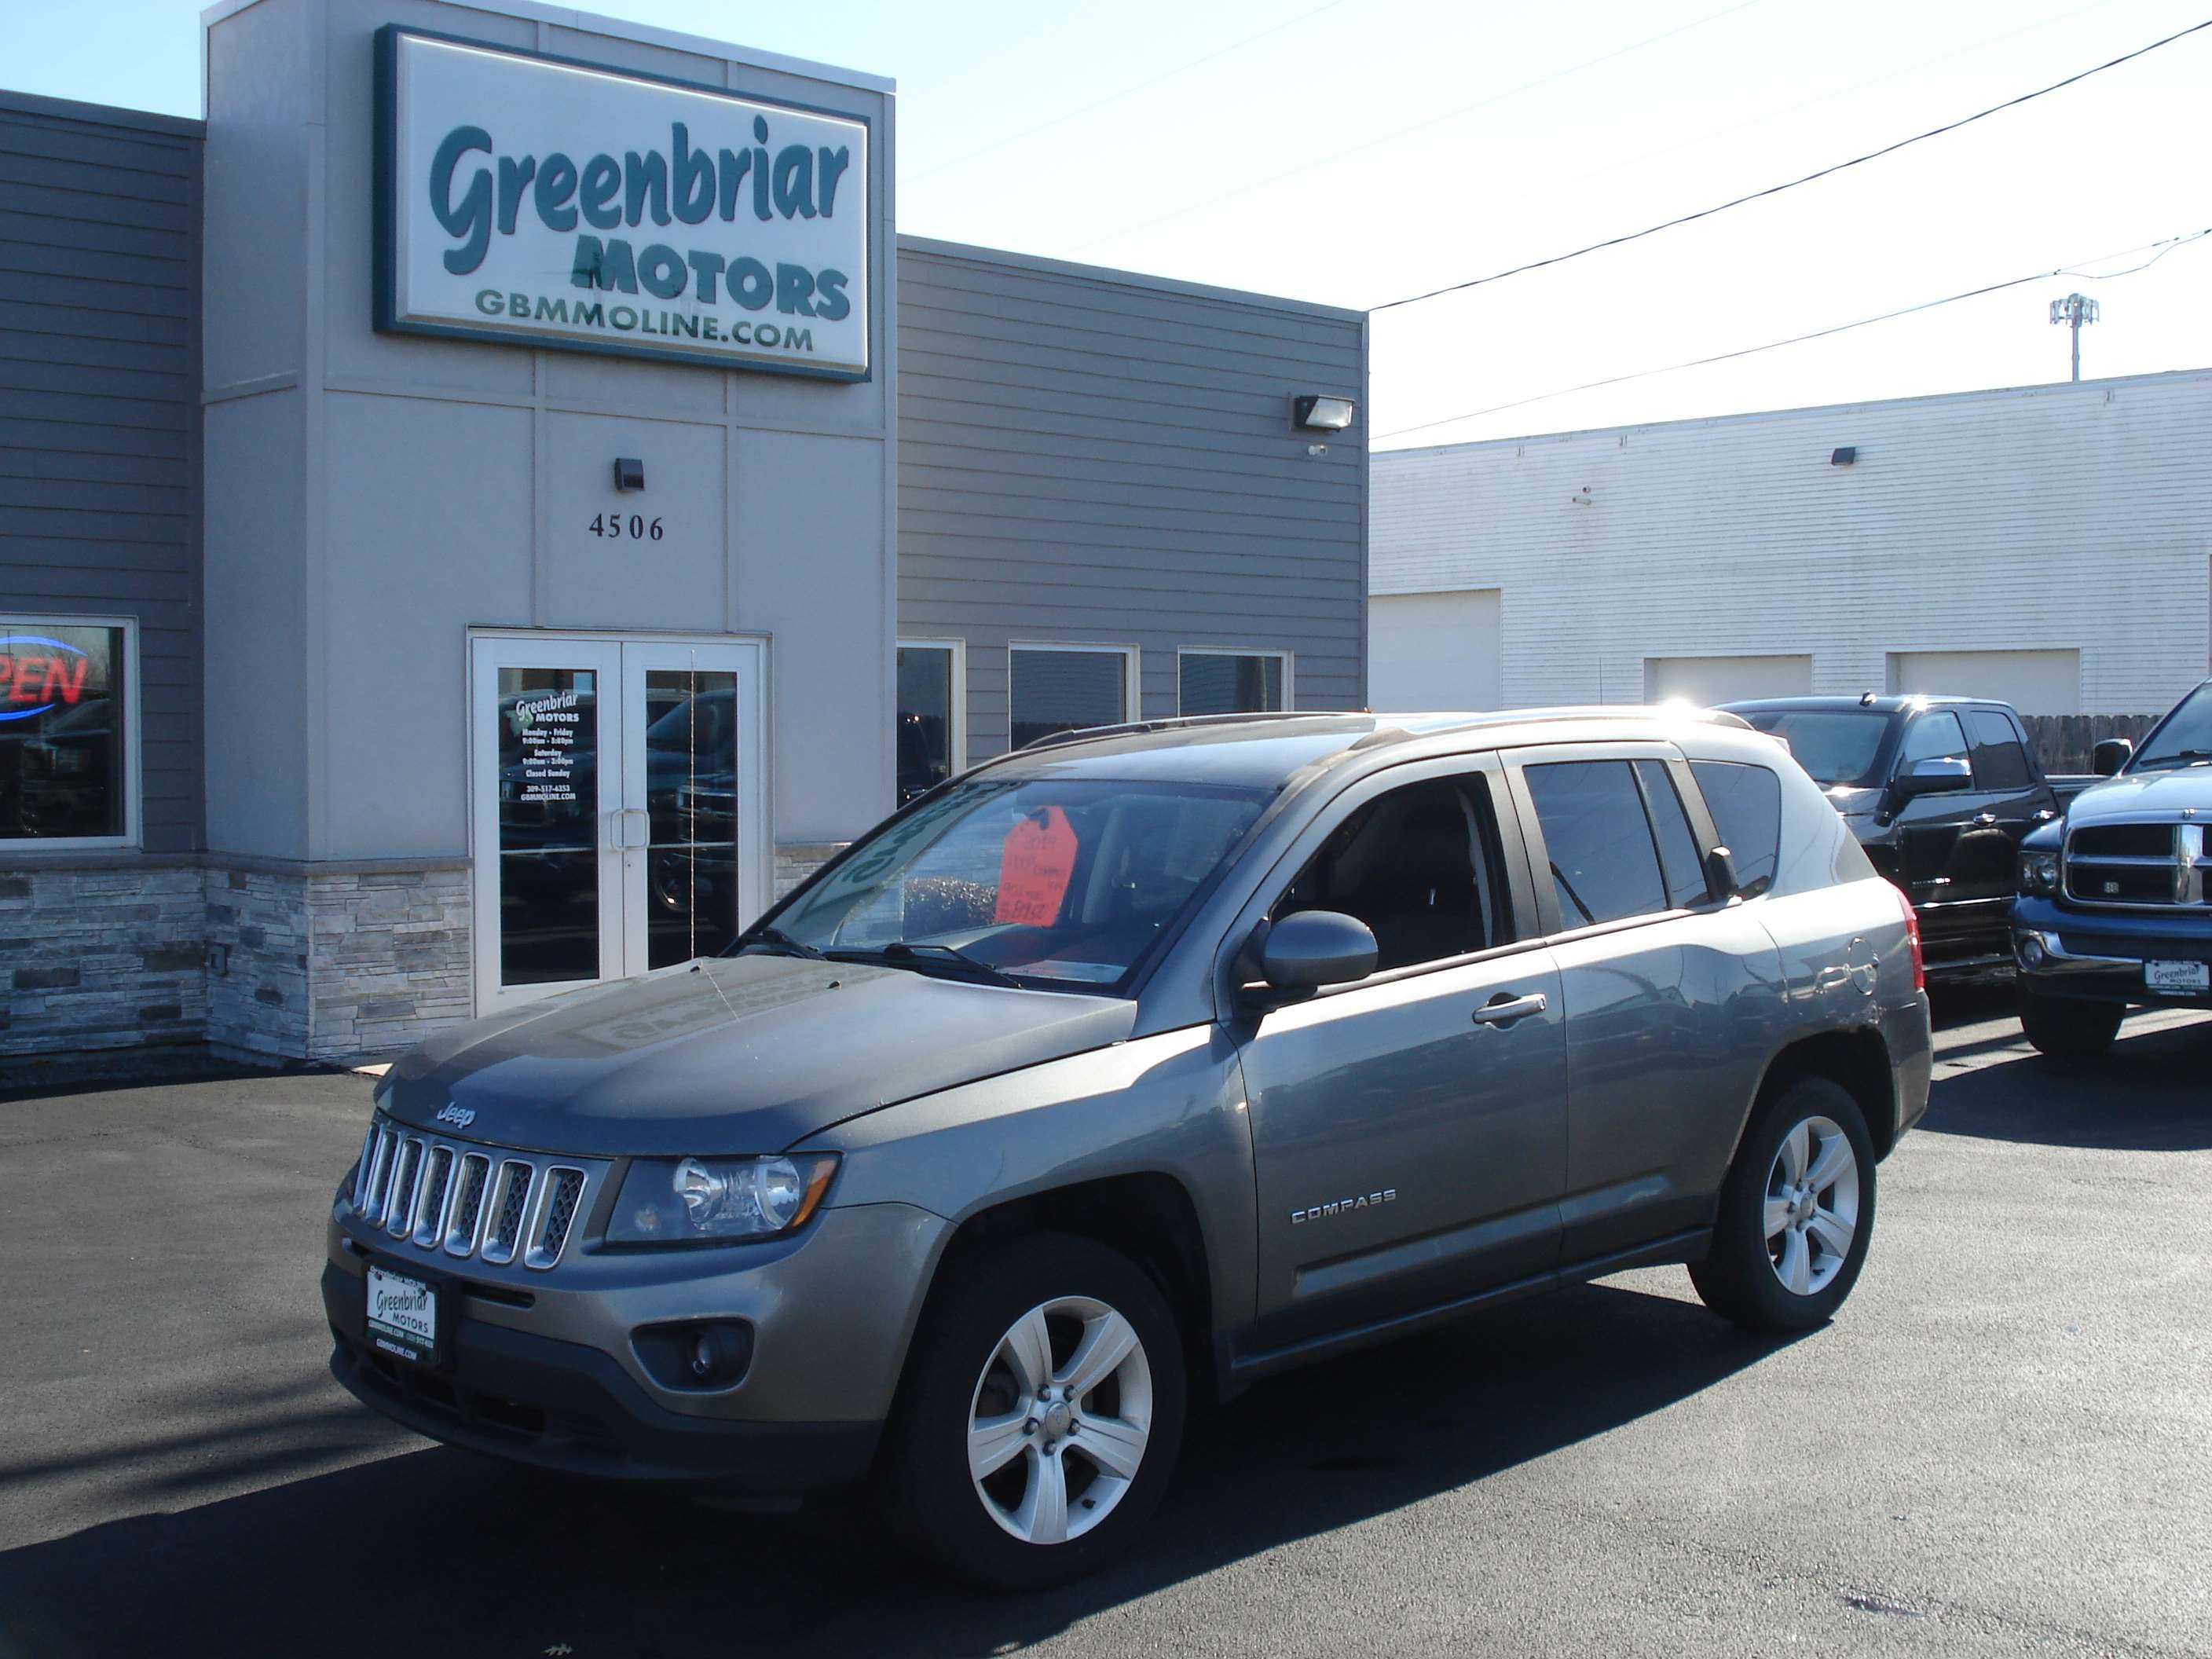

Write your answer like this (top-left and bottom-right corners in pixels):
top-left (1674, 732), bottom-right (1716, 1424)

top-left (1886, 649), bottom-right (2080, 715)
top-left (1368, 590), bottom-right (1502, 711)
top-left (1643, 654), bottom-right (1812, 706)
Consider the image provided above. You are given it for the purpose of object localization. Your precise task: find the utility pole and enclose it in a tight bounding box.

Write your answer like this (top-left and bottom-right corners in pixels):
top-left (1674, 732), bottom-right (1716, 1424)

top-left (2049, 292), bottom-right (2099, 383)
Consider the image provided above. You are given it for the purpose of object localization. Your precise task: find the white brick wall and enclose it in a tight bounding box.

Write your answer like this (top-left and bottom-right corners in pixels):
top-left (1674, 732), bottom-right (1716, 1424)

top-left (1372, 368), bottom-right (2212, 717)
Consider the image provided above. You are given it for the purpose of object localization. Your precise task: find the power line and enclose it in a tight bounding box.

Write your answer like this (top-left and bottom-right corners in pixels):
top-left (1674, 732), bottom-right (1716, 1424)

top-left (1371, 16), bottom-right (2212, 313)
top-left (906, 0), bottom-right (1357, 187)
top-left (1376, 227), bottom-right (2212, 442)
top-left (1062, 0), bottom-right (1767, 255)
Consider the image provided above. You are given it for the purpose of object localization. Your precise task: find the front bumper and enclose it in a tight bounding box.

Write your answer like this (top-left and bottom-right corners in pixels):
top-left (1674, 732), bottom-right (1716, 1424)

top-left (2010, 897), bottom-right (2212, 1009)
top-left (324, 1264), bottom-right (878, 1490)
top-left (323, 1192), bottom-right (950, 1492)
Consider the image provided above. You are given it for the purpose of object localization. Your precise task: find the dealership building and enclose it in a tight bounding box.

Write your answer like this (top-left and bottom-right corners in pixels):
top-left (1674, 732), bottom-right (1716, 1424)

top-left (1372, 368), bottom-right (2211, 754)
top-left (0, 0), bottom-right (1368, 1062)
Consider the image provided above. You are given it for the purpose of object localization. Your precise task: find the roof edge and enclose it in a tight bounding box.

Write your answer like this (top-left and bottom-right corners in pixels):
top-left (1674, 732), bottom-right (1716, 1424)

top-left (0, 87), bottom-right (203, 136)
top-left (1378, 364), bottom-right (2212, 461)
top-left (896, 234), bottom-right (1367, 325)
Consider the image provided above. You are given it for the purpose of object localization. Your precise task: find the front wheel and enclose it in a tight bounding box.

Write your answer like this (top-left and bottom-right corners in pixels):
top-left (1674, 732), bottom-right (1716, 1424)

top-left (2018, 983), bottom-right (2123, 1062)
top-left (881, 1232), bottom-right (1186, 1589)
top-left (1691, 1078), bottom-right (1876, 1335)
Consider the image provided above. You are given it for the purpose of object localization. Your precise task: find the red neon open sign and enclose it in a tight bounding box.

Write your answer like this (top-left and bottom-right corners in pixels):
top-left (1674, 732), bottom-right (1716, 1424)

top-left (0, 636), bottom-right (94, 723)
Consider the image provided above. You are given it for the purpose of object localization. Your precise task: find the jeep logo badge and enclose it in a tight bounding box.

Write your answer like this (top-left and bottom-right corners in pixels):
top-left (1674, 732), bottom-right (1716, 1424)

top-left (435, 1104), bottom-right (476, 1130)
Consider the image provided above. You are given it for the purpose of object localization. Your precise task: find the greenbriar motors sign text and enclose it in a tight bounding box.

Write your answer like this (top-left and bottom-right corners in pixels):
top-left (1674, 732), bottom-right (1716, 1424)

top-left (375, 28), bottom-right (870, 378)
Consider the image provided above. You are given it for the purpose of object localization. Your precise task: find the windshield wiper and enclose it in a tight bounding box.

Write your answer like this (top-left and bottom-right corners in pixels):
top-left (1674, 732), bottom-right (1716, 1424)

top-left (733, 925), bottom-right (824, 960)
top-left (2134, 749), bottom-right (2212, 771)
top-left (831, 940), bottom-right (1024, 987)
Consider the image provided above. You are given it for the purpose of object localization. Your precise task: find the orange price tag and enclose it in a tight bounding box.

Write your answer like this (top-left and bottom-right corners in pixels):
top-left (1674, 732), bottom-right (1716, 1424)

top-left (994, 806), bottom-right (1079, 928)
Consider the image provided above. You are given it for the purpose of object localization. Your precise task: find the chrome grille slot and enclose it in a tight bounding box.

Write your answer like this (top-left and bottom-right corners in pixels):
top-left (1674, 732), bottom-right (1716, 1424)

top-left (412, 1146), bottom-right (455, 1249)
top-left (482, 1161), bottom-right (537, 1266)
top-left (361, 1126), bottom-right (397, 1225)
top-left (445, 1153), bottom-right (492, 1257)
top-left (526, 1169), bottom-right (587, 1270)
top-left (352, 1123), bottom-right (383, 1214)
top-left (384, 1137), bottom-right (424, 1239)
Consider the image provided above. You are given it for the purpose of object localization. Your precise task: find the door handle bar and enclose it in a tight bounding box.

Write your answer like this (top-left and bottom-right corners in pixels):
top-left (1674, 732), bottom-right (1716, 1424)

top-left (1471, 992), bottom-right (1548, 1027)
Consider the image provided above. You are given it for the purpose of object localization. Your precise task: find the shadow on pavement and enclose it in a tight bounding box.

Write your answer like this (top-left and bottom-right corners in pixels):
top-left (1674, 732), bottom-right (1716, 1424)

top-left (0, 1280), bottom-right (1792, 1659)
top-left (1919, 1003), bottom-right (2212, 1153)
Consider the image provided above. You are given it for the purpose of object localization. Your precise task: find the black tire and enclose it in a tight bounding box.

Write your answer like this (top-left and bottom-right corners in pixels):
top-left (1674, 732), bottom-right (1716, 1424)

top-left (880, 1232), bottom-right (1187, 1590)
top-left (2018, 983), bottom-right (2124, 1062)
top-left (1691, 1077), bottom-right (1877, 1335)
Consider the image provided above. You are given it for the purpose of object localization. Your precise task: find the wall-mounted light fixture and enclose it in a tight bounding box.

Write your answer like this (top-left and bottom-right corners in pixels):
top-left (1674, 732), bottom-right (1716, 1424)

top-left (613, 457), bottom-right (646, 492)
top-left (1291, 394), bottom-right (1357, 432)
top-left (1830, 446), bottom-right (1857, 467)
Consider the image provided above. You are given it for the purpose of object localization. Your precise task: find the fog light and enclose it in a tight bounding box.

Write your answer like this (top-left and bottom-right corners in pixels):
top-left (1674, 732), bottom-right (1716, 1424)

top-left (690, 1324), bottom-right (746, 1382)
top-left (634, 1319), bottom-right (755, 1390)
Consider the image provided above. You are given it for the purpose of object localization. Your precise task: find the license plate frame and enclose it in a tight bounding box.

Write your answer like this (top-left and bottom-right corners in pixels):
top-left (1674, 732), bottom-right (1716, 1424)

top-left (364, 1262), bottom-right (446, 1369)
top-left (2144, 958), bottom-right (2210, 995)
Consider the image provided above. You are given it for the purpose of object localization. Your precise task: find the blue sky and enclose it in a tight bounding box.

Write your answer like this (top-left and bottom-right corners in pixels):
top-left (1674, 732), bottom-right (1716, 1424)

top-left (7, 0), bottom-right (2208, 445)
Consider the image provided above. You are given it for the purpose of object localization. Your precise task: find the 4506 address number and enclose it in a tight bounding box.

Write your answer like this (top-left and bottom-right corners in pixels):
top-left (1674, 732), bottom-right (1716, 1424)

top-left (588, 515), bottom-right (664, 541)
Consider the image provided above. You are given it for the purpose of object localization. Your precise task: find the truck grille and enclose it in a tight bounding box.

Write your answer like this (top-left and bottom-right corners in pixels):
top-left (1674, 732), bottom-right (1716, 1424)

top-left (2064, 820), bottom-right (2210, 909)
top-left (351, 1119), bottom-right (593, 1272)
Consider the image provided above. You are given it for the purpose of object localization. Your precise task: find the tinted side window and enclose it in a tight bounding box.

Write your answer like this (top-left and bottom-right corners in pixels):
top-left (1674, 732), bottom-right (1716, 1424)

top-left (1899, 711), bottom-right (1971, 772)
top-left (1634, 760), bottom-right (1710, 908)
top-left (1967, 709), bottom-right (2033, 790)
top-left (1690, 760), bottom-right (1782, 897)
top-left (1525, 760), bottom-right (1668, 928)
top-left (1273, 775), bottom-right (1500, 972)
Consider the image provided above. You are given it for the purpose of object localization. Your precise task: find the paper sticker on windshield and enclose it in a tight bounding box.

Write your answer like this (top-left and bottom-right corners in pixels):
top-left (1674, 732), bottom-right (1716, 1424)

top-left (995, 807), bottom-right (1079, 927)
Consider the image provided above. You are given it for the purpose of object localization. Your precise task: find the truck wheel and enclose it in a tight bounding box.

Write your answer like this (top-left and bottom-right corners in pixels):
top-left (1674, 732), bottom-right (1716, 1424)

top-left (1690, 1078), bottom-right (1876, 1335)
top-left (2017, 984), bottom-right (2123, 1062)
top-left (881, 1232), bottom-right (1186, 1589)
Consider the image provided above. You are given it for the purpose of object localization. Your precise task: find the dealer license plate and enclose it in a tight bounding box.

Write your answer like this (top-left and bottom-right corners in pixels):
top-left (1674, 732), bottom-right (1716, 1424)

top-left (365, 1265), bottom-right (439, 1367)
top-left (2144, 959), bottom-right (2210, 995)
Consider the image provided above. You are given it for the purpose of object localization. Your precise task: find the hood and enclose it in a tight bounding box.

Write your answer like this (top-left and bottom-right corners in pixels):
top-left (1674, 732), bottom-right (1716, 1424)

top-left (2066, 767), bottom-right (2212, 822)
top-left (379, 954), bottom-right (1137, 1157)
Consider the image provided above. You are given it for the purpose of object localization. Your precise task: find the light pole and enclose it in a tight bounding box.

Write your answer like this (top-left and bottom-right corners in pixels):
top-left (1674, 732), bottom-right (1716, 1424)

top-left (2049, 292), bottom-right (2099, 383)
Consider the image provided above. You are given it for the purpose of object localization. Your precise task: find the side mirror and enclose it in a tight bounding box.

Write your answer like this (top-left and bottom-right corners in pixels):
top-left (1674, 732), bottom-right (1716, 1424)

top-left (1703, 846), bottom-right (1740, 903)
top-left (2091, 737), bottom-right (2133, 778)
top-left (1251, 910), bottom-right (1378, 995)
top-left (1892, 755), bottom-right (1972, 801)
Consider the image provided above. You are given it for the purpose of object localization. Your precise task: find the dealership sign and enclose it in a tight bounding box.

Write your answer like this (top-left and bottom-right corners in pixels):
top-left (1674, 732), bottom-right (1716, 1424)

top-left (375, 27), bottom-right (870, 379)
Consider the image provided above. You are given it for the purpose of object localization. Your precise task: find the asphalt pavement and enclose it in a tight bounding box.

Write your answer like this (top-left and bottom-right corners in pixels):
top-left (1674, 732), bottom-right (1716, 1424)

top-left (2, 987), bottom-right (2208, 1658)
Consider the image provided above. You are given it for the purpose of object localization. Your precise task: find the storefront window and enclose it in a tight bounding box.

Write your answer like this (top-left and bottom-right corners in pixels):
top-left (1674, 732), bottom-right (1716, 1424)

top-left (644, 669), bottom-right (741, 969)
top-left (897, 643), bottom-right (958, 804)
top-left (1179, 650), bottom-right (1287, 716)
top-left (1009, 646), bottom-right (1132, 750)
top-left (496, 666), bottom-right (599, 986)
top-left (0, 621), bottom-right (130, 844)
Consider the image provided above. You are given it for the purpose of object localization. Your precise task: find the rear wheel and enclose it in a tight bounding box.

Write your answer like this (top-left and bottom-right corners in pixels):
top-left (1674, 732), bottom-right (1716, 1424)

top-left (881, 1232), bottom-right (1186, 1589)
top-left (2017, 983), bottom-right (2123, 1062)
top-left (1691, 1077), bottom-right (1876, 1335)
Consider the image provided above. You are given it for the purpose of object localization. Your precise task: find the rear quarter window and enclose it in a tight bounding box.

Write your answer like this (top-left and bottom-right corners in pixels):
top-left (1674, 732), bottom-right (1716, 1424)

top-left (1690, 761), bottom-right (1782, 898)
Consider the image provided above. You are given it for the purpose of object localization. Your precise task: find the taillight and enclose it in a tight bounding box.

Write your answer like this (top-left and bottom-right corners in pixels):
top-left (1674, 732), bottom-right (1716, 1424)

top-left (1894, 883), bottom-right (1925, 992)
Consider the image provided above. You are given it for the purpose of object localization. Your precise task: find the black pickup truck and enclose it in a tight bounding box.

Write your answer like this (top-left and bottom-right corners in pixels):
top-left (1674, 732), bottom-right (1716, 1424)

top-left (2009, 677), bottom-right (2212, 1058)
top-left (1723, 694), bottom-right (2079, 974)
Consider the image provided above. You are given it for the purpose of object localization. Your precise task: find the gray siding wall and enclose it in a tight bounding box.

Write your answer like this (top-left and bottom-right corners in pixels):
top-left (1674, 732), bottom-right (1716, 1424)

top-left (0, 92), bottom-right (204, 852)
top-left (896, 237), bottom-right (1368, 765)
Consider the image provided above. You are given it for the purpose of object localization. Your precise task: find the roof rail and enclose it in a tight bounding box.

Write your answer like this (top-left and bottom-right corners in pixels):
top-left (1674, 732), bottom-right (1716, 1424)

top-left (1015, 710), bottom-right (1338, 753)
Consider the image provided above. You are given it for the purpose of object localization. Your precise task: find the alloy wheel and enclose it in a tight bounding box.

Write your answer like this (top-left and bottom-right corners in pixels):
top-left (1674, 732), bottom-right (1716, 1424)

top-left (966, 1295), bottom-right (1154, 1545)
top-left (1763, 1114), bottom-right (1860, 1297)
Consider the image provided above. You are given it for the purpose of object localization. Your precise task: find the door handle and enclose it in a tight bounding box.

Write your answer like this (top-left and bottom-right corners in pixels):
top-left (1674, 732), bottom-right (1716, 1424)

top-left (606, 807), bottom-right (649, 851)
top-left (1471, 991), bottom-right (1547, 1027)
top-left (1970, 813), bottom-right (1998, 827)
top-left (2034, 808), bottom-right (2057, 822)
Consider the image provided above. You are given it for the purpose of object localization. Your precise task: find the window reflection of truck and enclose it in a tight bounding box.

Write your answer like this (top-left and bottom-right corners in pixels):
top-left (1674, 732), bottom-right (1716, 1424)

top-left (0, 694), bottom-right (115, 839)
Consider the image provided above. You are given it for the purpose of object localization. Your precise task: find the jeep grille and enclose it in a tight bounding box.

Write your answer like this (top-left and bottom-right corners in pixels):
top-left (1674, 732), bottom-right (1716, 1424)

top-left (350, 1119), bottom-right (594, 1272)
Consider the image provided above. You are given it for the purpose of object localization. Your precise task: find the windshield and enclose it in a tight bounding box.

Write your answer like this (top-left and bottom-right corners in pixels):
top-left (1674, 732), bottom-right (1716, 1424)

top-left (1738, 709), bottom-right (1892, 787)
top-left (749, 776), bottom-right (1273, 991)
top-left (2133, 683), bottom-right (2212, 771)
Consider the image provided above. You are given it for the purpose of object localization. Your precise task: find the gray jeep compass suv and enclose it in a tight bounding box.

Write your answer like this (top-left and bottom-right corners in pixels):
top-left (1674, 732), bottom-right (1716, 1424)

top-left (325, 709), bottom-right (1932, 1587)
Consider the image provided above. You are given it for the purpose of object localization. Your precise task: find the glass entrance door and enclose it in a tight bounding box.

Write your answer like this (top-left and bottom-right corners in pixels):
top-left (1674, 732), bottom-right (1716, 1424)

top-left (471, 635), bottom-right (768, 1015)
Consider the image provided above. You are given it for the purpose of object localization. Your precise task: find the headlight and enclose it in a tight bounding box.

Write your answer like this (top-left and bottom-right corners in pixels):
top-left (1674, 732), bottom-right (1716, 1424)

top-left (2020, 853), bottom-right (2060, 896)
top-left (608, 1153), bottom-right (839, 1244)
